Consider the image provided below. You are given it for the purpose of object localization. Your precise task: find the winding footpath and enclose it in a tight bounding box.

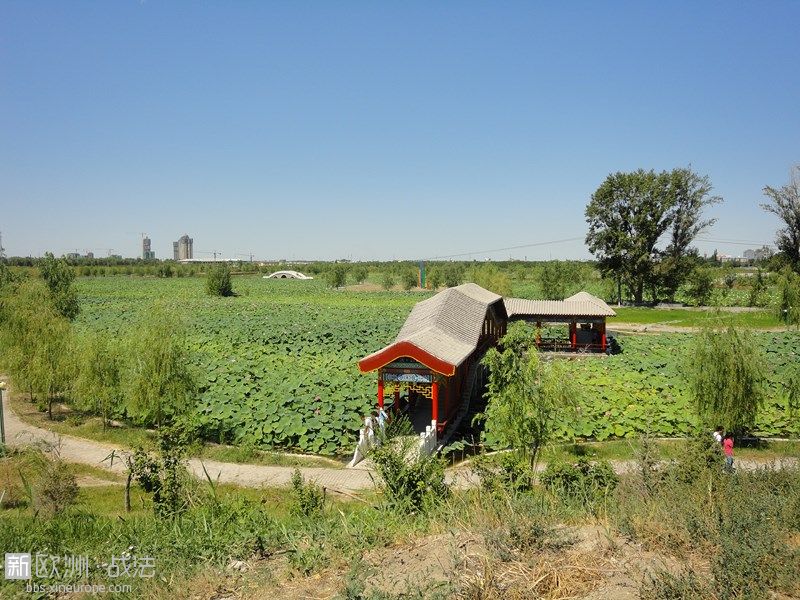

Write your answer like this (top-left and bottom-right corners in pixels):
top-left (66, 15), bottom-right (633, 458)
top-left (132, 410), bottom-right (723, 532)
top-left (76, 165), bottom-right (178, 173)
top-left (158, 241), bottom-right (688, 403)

top-left (2, 388), bottom-right (795, 494)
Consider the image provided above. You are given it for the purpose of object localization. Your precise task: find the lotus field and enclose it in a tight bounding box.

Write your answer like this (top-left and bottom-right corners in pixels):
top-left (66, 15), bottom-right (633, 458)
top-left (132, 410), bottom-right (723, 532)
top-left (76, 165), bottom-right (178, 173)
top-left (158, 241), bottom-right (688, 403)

top-left (75, 277), bottom-right (800, 455)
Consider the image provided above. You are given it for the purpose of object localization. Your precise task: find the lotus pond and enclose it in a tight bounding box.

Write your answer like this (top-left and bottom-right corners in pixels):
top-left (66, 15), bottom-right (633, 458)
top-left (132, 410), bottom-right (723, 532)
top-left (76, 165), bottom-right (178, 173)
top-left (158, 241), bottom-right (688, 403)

top-left (74, 277), bottom-right (799, 455)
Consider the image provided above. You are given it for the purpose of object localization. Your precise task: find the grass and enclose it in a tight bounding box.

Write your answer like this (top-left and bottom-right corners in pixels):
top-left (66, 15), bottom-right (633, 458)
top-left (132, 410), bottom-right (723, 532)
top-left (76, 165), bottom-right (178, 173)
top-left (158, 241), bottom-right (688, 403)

top-left (612, 307), bottom-right (783, 328)
top-left (546, 438), bottom-right (800, 463)
top-left (10, 392), bottom-right (343, 468)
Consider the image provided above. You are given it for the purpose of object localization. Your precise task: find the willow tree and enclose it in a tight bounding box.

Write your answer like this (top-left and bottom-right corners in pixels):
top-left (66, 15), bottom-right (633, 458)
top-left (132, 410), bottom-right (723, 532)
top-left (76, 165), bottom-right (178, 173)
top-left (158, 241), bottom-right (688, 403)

top-left (689, 325), bottom-right (764, 433)
top-left (124, 308), bottom-right (196, 428)
top-left (73, 331), bottom-right (123, 430)
top-left (0, 280), bottom-right (74, 418)
top-left (480, 323), bottom-right (577, 466)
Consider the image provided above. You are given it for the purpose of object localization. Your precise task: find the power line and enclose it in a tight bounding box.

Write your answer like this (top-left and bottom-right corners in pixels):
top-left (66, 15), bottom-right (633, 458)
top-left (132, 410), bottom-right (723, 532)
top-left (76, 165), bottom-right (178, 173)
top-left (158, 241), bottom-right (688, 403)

top-left (426, 237), bottom-right (585, 260)
top-left (696, 237), bottom-right (773, 247)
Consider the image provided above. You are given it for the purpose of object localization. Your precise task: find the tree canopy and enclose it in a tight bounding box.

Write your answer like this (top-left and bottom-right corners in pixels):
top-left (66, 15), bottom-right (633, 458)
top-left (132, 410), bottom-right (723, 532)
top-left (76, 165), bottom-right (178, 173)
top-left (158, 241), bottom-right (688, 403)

top-left (761, 165), bottom-right (800, 269)
top-left (39, 252), bottom-right (80, 319)
top-left (585, 168), bottom-right (721, 303)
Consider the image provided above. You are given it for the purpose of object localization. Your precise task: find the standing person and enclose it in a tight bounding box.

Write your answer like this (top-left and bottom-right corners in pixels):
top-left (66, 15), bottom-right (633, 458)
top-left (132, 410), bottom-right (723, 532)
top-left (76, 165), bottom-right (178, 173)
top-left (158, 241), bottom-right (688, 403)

top-left (713, 425), bottom-right (723, 445)
top-left (377, 405), bottom-right (389, 431)
top-left (723, 432), bottom-right (735, 473)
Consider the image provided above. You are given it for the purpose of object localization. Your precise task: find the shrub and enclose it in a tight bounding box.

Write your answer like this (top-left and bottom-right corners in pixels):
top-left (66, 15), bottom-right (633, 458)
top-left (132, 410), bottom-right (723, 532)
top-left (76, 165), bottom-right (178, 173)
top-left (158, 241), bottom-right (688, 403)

top-left (640, 569), bottom-right (709, 600)
top-left (370, 439), bottom-right (449, 513)
top-left (289, 469), bottom-right (325, 518)
top-left (206, 262), bottom-right (233, 296)
top-left (400, 268), bottom-right (417, 291)
top-left (380, 270), bottom-right (395, 290)
top-left (324, 264), bottom-right (349, 289)
top-left (472, 452), bottom-right (534, 494)
top-left (540, 457), bottom-right (617, 508)
top-left (35, 459), bottom-right (79, 515)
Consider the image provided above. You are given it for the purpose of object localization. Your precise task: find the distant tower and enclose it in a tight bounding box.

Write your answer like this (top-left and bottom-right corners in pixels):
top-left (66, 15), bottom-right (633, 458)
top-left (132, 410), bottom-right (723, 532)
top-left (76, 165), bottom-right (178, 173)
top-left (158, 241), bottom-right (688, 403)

top-left (173, 234), bottom-right (193, 261)
top-left (142, 236), bottom-right (155, 260)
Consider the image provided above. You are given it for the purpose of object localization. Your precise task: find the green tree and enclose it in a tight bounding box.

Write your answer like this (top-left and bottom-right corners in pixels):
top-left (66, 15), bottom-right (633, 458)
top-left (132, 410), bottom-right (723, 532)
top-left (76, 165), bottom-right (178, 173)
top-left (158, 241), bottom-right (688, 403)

top-left (685, 267), bottom-right (714, 306)
top-left (323, 264), bottom-right (349, 289)
top-left (442, 263), bottom-right (464, 288)
top-left (427, 267), bottom-right (443, 290)
top-left (586, 168), bottom-right (720, 303)
top-left (400, 268), bottom-right (417, 291)
top-left (776, 267), bottom-right (800, 325)
top-left (206, 262), bottom-right (234, 296)
top-left (761, 165), bottom-right (800, 269)
top-left (380, 270), bottom-right (395, 290)
top-left (39, 252), bottom-right (80, 320)
top-left (479, 323), bottom-right (577, 466)
top-left (747, 268), bottom-right (767, 307)
top-left (538, 261), bottom-right (576, 300)
top-left (0, 281), bottom-right (74, 419)
top-left (73, 332), bottom-right (123, 430)
top-left (689, 325), bottom-right (764, 433)
top-left (123, 309), bottom-right (196, 427)
top-left (467, 264), bottom-right (512, 296)
top-left (350, 265), bottom-right (368, 285)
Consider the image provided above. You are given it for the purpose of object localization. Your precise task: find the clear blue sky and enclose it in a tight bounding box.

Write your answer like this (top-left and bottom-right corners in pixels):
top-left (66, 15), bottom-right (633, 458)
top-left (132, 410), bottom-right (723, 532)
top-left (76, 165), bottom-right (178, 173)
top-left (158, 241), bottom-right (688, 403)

top-left (2, 2), bottom-right (798, 261)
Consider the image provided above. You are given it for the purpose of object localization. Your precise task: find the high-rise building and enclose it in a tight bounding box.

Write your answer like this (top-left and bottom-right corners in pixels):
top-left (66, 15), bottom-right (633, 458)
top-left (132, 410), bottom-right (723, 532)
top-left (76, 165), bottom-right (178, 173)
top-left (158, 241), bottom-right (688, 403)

top-left (173, 234), bottom-right (193, 260)
top-left (142, 237), bottom-right (155, 260)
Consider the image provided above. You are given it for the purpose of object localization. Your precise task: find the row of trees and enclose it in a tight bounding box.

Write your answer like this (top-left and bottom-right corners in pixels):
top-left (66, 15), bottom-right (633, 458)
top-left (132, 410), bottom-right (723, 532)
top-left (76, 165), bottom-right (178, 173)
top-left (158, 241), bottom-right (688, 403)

top-left (0, 262), bottom-right (196, 428)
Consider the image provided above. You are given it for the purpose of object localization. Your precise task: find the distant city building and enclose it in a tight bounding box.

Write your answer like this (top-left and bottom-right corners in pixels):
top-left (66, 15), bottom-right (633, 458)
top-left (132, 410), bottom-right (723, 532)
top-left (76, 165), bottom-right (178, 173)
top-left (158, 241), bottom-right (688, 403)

top-left (66, 252), bottom-right (80, 260)
top-left (173, 234), bottom-right (193, 261)
top-left (142, 237), bottom-right (156, 260)
top-left (85, 252), bottom-right (94, 259)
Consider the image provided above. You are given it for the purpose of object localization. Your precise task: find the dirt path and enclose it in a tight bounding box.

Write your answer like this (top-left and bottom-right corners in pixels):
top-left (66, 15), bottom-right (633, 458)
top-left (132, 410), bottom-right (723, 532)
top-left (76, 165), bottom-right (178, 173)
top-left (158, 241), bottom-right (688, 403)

top-left (2, 388), bottom-right (794, 492)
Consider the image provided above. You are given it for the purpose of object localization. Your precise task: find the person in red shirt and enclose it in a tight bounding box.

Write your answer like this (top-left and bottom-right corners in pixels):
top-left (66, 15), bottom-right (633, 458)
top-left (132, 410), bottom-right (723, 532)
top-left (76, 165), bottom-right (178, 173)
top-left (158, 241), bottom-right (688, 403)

top-left (723, 432), bottom-right (734, 472)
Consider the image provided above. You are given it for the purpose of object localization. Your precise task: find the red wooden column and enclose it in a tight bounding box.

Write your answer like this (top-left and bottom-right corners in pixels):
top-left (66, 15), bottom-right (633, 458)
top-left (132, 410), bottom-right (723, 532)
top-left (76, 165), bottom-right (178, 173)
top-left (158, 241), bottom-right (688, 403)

top-left (601, 321), bottom-right (607, 352)
top-left (431, 380), bottom-right (439, 424)
top-left (377, 376), bottom-right (384, 409)
top-left (570, 322), bottom-right (577, 350)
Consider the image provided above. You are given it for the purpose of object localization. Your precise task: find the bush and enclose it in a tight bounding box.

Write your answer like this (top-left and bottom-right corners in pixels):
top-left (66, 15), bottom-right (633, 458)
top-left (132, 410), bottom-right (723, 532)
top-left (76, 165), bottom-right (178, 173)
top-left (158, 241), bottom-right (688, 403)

top-left (472, 452), bottom-right (534, 494)
top-left (400, 268), bottom-right (417, 291)
top-left (539, 457), bottom-right (617, 508)
top-left (206, 262), bottom-right (233, 296)
top-left (35, 459), bottom-right (79, 515)
top-left (370, 439), bottom-right (449, 513)
top-left (380, 270), bottom-right (395, 290)
top-left (289, 469), bottom-right (325, 518)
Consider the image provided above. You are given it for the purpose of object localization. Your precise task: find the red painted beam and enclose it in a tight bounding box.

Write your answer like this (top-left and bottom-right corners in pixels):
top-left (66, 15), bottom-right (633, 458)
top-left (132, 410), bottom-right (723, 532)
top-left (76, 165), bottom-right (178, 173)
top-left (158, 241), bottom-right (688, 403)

top-left (358, 340), bottom-right (456, 376)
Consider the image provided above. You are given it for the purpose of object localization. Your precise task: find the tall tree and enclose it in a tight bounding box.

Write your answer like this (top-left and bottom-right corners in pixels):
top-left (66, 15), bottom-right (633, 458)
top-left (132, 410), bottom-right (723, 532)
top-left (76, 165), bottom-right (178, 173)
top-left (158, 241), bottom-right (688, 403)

top-left (123, 308), bottom-right (196, 427)
top-left (659, 168), bottom-right (721, 300)
top-left (586, 168), bottom-right (721, 303)
top-left (73, 331), bottom-right (124, 430)
top-left (479, 323), bottom-right (577, 466)
top-left (761, 165), bottom-right (800, 269)
top-left (39, 252), bottom-right (80, 320)
top-left (0, 280), bottom-right (73, 419)
top-left (586, 170), bottom-right (674, 303)
top-left (689, 325), bottom-right (764, 433)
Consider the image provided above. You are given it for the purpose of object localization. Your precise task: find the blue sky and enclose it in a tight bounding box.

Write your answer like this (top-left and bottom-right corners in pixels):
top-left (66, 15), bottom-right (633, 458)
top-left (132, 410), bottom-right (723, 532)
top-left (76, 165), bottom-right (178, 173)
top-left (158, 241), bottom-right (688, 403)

top-left (2, 2), bottom-right (798, 261)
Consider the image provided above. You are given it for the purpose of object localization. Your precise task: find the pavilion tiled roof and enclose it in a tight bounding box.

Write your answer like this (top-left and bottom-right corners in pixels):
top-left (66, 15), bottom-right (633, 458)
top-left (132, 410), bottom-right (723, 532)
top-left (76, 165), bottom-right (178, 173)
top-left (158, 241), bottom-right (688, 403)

top-left (358, 283), bottom-right (504, 373)
top-left (504, 291), bottom-right (616, 318)
top-left (358, 285), bottom-right (614, 375)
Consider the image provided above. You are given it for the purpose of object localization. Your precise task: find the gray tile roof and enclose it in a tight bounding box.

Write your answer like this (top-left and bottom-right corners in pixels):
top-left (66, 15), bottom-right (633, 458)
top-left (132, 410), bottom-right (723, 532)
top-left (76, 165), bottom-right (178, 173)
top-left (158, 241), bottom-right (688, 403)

top-left (504, 292), bottom-right (616, 318)
top-left (379, 283), bottom-right (503, 368)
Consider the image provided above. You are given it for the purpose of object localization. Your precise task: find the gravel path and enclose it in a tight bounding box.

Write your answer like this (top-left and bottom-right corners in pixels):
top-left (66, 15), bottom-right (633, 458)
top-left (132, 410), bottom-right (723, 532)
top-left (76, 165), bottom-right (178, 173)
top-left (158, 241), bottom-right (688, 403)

top-left (2, 387), bottom-right (794, 493)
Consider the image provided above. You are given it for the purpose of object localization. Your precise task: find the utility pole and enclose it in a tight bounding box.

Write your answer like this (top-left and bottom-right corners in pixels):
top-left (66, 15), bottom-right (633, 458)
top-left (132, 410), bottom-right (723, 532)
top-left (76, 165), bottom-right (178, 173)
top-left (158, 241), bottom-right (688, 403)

top-left (0, 231), bottom-right (5, 259)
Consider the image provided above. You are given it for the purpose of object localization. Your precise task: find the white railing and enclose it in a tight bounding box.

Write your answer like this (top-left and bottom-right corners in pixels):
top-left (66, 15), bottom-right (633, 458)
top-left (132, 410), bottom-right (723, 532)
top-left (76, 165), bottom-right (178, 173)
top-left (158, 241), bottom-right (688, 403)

top-left (347, 417), bottom-right (439, 467)
top-left (347, 416), bottom-right (376, 468)
top-left (418, 420), bottom-right (437, 457)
